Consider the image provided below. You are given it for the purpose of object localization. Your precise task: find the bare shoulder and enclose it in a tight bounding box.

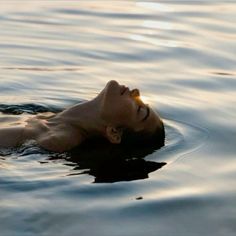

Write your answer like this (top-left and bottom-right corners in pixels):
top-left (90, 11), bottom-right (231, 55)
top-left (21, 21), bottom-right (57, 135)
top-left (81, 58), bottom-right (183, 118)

top-left (0, 127), bottom-right (25, 148)
top-left (37, 126), bottom-right (83, 152)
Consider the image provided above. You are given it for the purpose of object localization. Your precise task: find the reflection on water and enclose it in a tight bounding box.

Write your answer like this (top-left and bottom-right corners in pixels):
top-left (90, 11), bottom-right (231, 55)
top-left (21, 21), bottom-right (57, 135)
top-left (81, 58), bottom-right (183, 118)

top-left (2, 66), bottom-right (83, 72)
top-left (60, 139), bottom-right (166, 183)
top-left (130, 34), bottom-right (181, 48)
top-left (137, 2), bottom-right (174, 12)
top-left (0, 1), bottom-right (236, 236)
top-left (142, 20), bottom-right (174, 30)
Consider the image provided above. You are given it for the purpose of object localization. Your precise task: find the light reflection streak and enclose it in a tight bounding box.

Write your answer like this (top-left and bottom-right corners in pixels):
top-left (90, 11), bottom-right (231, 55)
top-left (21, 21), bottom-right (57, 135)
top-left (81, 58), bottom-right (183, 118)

top-left (146, 187), bottom-right (205, 201)
top-left (137, 2), bottom-right (173, 12)
top-left (130, 34), bottom-right (180, 48)
top-left (142, 20), bottom-right (173, 30)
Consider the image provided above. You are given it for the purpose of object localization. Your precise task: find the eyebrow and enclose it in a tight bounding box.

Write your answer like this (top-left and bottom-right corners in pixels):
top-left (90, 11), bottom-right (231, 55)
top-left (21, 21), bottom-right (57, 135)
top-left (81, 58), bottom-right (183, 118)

top-left (141, 106), bottom-right (150, 122)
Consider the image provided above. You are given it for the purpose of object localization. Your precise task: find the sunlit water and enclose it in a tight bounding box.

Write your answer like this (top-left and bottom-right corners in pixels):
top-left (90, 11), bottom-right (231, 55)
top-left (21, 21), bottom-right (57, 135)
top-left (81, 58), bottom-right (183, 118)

top-left (0, 1), bottom-right (236, 235)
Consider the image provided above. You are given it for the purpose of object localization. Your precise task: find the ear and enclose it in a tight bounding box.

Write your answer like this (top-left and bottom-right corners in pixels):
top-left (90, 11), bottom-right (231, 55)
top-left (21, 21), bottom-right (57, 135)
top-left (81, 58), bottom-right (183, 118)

top-left (105, 126), bottom-right (123, 144)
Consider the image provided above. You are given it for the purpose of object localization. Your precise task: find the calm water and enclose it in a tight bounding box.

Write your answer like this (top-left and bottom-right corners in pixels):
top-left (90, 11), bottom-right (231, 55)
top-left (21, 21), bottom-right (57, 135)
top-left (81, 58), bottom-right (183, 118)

top-left (0, 1), bottom-right (236, 235)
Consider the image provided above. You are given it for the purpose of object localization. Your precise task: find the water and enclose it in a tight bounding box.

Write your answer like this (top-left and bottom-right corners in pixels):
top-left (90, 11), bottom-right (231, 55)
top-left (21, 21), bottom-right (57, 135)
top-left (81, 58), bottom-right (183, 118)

top-left (0, 1), bottom-right (236, 235)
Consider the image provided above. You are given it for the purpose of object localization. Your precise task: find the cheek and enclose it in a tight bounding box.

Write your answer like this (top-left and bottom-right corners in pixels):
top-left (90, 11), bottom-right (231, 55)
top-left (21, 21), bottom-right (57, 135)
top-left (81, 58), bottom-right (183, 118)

top-left (115, 101), bottom-right (136, 123)
top-left (101, 94), bottom-right (137, 125)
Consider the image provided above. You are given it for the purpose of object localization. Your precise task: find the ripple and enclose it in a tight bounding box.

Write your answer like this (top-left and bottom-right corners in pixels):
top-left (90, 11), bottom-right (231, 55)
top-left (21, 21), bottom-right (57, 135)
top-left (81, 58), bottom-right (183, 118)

top-left (211, 71), bottom-right (236, 76)
top-left (148, 118), bottom-right (209, 164)
top-left (0, 103), bottom-right (61, 115)
top-left (0, 1), bottom-right (236, 235)
top-left (1, 66), bottom-right (83, 72)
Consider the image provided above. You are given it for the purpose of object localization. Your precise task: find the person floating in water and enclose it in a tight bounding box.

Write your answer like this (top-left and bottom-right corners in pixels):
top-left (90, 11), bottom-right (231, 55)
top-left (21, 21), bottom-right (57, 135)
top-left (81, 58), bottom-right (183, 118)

top-left (0, 80), bottom-right (165, 152)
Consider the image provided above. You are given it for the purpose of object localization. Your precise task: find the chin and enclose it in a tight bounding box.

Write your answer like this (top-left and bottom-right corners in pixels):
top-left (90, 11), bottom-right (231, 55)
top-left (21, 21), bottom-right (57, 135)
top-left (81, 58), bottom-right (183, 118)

top-left (103, 80), bottom-right (120, 98)
top-left (97, 80), bottom-right (118, 98)
top-left (106, 80), bottom-right (120, 91)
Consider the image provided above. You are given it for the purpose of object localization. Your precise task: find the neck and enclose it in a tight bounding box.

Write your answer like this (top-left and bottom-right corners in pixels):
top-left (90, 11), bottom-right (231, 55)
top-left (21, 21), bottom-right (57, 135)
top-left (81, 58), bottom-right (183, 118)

top-left (57, 95), bottom-right (107, 140)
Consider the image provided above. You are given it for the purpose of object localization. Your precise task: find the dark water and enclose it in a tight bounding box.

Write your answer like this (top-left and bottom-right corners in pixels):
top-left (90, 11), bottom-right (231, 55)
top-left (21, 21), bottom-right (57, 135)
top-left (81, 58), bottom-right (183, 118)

top-left (0, 1), bottom-right (236, 235)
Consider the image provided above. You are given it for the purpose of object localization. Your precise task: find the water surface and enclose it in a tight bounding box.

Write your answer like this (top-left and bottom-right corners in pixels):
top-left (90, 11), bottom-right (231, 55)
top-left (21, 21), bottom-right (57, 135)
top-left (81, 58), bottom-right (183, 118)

top-left (0, 1), bottom-right (236, 235)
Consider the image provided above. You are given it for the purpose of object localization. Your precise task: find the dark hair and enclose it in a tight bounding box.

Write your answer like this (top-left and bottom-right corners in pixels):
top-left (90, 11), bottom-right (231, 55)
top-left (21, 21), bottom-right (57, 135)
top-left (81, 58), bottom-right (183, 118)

top-left (51, 121), bottom-right (165, 183)
top-left (53, 120), bottom-right (166, 183)
top-left (121, 120), bottom-right (165, 148)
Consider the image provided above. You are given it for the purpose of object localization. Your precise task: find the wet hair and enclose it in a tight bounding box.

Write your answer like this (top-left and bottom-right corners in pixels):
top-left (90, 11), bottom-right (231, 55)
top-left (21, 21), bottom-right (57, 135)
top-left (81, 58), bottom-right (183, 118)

top-left (121, 120), bottom-right (165, 148)
top-left (53, 120), bottom-right (166, 183)
top-left (53, 120), bottom-right (165, 183)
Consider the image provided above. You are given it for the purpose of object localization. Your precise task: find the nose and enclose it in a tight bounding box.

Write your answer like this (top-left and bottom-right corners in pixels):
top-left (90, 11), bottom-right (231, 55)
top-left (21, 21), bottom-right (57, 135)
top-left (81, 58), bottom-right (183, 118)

top-left (130, 89), bottom-right (140, 97)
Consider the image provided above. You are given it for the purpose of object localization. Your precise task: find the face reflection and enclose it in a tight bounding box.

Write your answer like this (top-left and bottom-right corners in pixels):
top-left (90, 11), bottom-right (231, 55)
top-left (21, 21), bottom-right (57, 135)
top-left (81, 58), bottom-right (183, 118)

top-left (100, 80), bottom-right (162, 133)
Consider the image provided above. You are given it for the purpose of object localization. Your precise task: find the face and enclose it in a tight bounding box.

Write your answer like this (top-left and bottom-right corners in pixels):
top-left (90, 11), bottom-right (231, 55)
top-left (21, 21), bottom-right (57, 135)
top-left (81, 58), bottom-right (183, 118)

top-left (99, 80), bottom-right (163, 134)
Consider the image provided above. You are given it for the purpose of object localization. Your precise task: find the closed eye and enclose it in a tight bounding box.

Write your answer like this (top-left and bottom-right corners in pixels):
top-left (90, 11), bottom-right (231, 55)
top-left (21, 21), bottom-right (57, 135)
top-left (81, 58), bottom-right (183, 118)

top-left (137, 106), bottom-right (141, 113)
top-left (141, 105), bottom-right (150, 122)
top-left (137, 105), bottom-right (150, 121)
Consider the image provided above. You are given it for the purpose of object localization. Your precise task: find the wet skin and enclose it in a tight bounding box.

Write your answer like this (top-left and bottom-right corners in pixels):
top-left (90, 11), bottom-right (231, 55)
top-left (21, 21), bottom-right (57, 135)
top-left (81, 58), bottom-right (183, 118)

top-left (100, 80), bottom-right (163, 133)
top-left (0, 80), bottom-right (163, 152)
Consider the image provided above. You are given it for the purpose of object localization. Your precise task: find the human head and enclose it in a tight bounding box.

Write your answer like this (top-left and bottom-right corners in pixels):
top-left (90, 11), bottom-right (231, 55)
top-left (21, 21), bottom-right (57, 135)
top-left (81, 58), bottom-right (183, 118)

top-left (98, 80), bottom-right (165, 147)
